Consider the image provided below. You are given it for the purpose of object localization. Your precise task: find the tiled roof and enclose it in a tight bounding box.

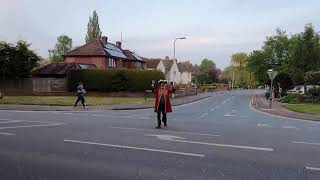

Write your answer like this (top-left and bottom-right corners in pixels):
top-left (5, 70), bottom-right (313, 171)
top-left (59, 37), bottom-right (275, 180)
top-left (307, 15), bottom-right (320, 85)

top-left (123, 50), bottom-right (135, 60)
top-left (177, 62), bottom-right (194, 72)
top-left (144, 59), bottom-right (161, 69)
top-left (32, 63), bottom-right (96, 77)
top-left (162, 59), bottom-right (174, 71)
top-left (66, 40), bottom-right (106, 56)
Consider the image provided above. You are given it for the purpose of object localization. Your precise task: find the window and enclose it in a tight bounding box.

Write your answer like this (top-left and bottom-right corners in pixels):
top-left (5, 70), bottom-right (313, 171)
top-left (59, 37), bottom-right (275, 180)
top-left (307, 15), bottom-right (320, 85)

top-left (108, 58), bottom-right (116, 68)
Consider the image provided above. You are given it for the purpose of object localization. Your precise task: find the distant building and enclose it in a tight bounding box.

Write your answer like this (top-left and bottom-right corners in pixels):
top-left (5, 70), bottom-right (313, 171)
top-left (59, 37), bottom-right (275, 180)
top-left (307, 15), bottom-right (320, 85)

top-left (64, 36), bottom-right (144, 69)
top-left (144, 56), bottom-right (195, 85)
top-left (178, 62), bottom-right (193, 84)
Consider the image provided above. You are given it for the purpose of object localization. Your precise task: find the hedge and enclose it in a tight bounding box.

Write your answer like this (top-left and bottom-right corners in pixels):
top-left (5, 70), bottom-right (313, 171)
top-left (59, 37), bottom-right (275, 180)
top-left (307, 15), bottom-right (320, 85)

top-left (67, 69), bottom-right (165, 92)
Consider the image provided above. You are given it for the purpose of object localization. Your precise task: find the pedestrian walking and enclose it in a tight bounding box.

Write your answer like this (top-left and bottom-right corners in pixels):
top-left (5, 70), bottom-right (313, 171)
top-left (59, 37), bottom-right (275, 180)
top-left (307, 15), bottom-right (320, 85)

top-left (74, 82), bottom-right (87, 108)
top-left (152, 80), bottom-right (175, 128)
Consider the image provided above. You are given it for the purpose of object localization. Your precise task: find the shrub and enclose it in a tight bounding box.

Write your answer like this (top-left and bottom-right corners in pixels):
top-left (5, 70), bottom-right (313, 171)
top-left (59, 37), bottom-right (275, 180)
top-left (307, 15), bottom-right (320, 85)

top-left (67, 69), bottom-right (164, 92)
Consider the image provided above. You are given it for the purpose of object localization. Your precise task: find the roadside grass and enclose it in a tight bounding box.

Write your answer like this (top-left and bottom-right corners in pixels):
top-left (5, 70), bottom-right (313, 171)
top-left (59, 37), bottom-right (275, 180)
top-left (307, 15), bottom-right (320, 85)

top-left (0, 96), bottom-right (154, 106)
top-left (283, 103), bottom-right (320, 115)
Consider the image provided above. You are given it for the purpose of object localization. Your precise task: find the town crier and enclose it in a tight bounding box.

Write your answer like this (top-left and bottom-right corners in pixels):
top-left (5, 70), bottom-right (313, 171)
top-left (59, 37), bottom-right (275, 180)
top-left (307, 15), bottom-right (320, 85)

top-left (152, 80), bottom-right (175, 128)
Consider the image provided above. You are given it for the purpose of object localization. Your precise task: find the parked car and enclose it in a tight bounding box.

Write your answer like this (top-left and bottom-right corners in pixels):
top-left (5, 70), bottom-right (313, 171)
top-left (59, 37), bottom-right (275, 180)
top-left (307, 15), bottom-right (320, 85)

top-left (287, 85), bottom-right (320, 95)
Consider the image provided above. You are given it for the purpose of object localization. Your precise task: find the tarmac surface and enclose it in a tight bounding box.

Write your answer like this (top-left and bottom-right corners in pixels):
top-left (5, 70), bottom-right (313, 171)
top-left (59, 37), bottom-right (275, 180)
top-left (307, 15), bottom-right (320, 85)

top-left (0, 90), bottom-right (320, 180)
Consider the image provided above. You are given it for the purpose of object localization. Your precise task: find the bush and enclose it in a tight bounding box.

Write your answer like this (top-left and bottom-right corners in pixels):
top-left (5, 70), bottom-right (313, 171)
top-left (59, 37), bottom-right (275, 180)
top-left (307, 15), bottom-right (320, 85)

top-left (281, 94), bottom-right (305, 104)
top-left (67, 69), bottom-right (165, 92)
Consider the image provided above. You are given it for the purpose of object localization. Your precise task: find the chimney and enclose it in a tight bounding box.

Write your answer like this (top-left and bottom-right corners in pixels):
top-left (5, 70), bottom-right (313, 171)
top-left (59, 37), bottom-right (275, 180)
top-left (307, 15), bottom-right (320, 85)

top-left (101, 36), bottom-right (108, 44)
top-left (165, 56), bottom-right (170, 61)
top-left (116, 41), bottom-right (122, 49)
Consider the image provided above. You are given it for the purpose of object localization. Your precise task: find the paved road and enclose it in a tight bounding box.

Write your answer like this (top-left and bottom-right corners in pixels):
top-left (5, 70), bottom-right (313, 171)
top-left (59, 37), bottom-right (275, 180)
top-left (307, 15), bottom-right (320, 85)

top-left (0, 90), bottom-right (320, 180)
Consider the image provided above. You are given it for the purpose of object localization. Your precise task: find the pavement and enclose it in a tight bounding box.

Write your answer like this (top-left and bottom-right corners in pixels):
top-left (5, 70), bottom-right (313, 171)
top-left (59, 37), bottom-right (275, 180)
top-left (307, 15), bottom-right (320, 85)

top-left (0, 92), bottom-right (216, 111)
top-left (0, 90), bottom-right (320, 179)
top-left (252, 94), bottom-right (320, 121)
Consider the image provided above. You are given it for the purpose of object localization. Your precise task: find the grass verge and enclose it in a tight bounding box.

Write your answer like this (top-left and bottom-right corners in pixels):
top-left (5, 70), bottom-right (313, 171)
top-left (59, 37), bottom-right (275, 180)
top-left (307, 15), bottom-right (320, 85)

top-left (0, 96), bottom-right (154, 106)
top-left (283, 103), bottom-right (320, 115)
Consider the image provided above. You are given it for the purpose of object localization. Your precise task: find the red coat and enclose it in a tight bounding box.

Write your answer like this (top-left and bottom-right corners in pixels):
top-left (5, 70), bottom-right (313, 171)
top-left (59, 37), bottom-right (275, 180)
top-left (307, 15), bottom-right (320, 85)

top-left (153, 87), bottom-right (175, 113)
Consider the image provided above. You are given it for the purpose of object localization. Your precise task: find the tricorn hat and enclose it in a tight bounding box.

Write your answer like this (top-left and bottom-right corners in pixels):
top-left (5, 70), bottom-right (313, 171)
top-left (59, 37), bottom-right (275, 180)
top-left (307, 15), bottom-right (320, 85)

top-left (158, 79), bottom-right (168, 84)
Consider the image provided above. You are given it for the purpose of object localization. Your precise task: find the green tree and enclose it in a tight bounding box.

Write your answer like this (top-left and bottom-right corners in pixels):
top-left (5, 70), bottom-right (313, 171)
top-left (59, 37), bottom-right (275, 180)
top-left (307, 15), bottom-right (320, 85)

top-left (0, 40), bottom-right (40, 78)
top-left (199, 58), bottom-right (216, 73)
top-left (289, 24), bottom-right (320, 92)
top-left (247, 29), bottom-right (292, 85)
top-left (49, 35), bottom-right (73, 63)
top-left (231, 53), bottom-right (248, 87)
top-left (85, 10), bottom-right (102, 44)
top-left (231, 53), bottom-right (248, 70)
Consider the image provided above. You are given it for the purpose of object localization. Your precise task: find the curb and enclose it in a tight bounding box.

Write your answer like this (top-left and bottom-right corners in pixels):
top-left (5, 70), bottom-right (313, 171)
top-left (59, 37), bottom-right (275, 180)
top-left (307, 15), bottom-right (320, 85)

top-left (0, 94), bottom-right (213, 112)
top-left (250, 96), bottom-right (320, 122)
top-left (111, 95), bottom-right (210, 110)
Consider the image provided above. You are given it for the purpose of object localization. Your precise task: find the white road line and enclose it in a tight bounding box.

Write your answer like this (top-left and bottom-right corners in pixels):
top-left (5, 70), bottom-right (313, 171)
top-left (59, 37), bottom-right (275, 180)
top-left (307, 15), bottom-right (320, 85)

top-left (0, 132), bottom-right (15, 136)
top-left (138, 117), bottom-right (150, 119)
top-left (160, 138), bottom-right (274, 152)
top-left (0, 119), bottom-right (10, 121)
top-left (221, 96), bottom-right (233, 105)
top-left (64, 139), bottom-right (205, 158)
top-left (0, 120), bottom-right (22, 124)
top-left (210, 108), bottom-right (216, 111)
top-left (282, 126), bottom-right (299, 130)
top-left (292, 141), bottom-right (320, 146)
top-left (224, 114), bottom-right (237, 117)
top-left (0, 118), bottom-right (59, 124)
top-left (0, 123), bottom-right (64, 130)
top-left (257, 123), bottom-right (273, 128)
top-left (109, 126), bottom-right (221, 137)
top-left (63, 113), bottom-right (73, 115)
top-left (306, 166), bottom-right (320, 171)
top-left (91, 114), bottom-right (105, 117)
top-left (200, 113), bottom-right (208, 119)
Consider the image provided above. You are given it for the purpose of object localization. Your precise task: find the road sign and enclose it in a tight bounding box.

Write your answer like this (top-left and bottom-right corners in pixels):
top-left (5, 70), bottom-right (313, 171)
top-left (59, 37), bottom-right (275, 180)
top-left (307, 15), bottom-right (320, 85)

top-left (267, 70), bottom-right (278, 80)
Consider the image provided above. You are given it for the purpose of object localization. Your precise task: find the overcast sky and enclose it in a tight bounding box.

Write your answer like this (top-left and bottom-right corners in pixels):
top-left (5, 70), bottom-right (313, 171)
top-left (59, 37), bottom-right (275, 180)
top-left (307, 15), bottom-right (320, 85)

top-left (0, 0), bottom-right (319, 69)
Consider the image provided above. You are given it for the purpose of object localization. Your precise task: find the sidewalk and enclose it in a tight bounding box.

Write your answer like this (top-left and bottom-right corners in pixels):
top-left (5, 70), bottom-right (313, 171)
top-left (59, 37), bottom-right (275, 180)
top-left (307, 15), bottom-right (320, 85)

top-left (252, 94), bottom-right (320, 121)
top-left (0, 92), bottom-right (224, 111)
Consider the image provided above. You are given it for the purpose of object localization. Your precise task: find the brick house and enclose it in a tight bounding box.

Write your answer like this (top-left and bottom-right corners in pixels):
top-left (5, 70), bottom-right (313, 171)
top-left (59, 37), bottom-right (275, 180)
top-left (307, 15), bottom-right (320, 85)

top-left (64, 36), bottom-right (144, 69)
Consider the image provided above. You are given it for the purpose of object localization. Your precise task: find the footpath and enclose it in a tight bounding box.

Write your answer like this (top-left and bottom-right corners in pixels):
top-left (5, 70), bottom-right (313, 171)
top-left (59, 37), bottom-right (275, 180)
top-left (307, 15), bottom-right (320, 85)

top-left (0, 92), bottom-right (223, 111)
top-left (252, 94), bottom-right (320, 121)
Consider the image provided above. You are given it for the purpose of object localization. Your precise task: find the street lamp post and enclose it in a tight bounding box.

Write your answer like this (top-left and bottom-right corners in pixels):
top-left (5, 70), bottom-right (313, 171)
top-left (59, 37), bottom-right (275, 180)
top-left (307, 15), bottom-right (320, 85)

top-left (267, 69), bottom-right (278, 109)
top-left (173, 37), bottom-right (186, 62)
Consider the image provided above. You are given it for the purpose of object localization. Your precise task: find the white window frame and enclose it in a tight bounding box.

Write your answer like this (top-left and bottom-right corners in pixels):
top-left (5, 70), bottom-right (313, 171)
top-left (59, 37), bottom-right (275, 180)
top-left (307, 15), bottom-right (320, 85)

top-left (108, 58), bottom-right (116, 68)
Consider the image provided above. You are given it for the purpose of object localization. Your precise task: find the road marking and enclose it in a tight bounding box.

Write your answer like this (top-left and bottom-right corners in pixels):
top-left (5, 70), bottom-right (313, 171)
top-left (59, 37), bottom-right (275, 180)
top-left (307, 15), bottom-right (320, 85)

top-left (0, 119), bottom-right (10, 121)
top-left (64, 139), bottom-right (205, 157)
top-left (91, 114), bottom-right (105, 117)
top-left (0, 132), bottom-right (15, 136)
top-left (145, 134), bottom-right (186, 140)
top-left (63, 113), bottom-right (73, 115)
top-left (224, 114), bottom-right (237, 117)
top-left (138, 117), bottom-right (150, 119)
top-left (306, 166), bottom-right (320, 171)
top-left (257, 123), bottom-right (273, 128)
top-left (232, 110), bottom-right (237, 112)
top-left (282, 126), bottom-right (299, 130)
top-left (292, 141), bottom-right (320, 146)
top-left (145, 134), bottom-right (274, 152)
top-left (109, 126), bottom-right (220, 137)
top-left (221, 96), bottom-right (233, 105)
top-left (0, 123), bottom-right (64, 130)
top-left (0, 120), bottom-right (22, 124)
top-left (200, 113), bottom-right (208, 119)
